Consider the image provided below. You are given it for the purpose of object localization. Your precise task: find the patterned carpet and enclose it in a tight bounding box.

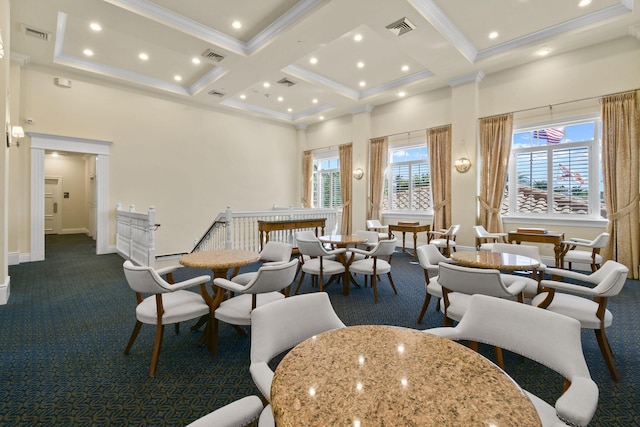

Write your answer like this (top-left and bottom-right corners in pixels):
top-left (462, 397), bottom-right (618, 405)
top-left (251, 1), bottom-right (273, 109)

top-left (1, 234), bottom-right (638, 425)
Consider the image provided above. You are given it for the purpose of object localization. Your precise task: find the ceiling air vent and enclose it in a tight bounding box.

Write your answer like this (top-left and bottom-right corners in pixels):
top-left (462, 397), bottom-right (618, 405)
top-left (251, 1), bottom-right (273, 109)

top-left (208, 90), bottom-right (225, 97)
top-left (385, 17), bottom-right (415, 36)
top-left (277, 78), bottom-right (296, 87)
top-left (201, 48), bottom-right (226, 63)
top-left (22, 24), bottom-right (51, 41)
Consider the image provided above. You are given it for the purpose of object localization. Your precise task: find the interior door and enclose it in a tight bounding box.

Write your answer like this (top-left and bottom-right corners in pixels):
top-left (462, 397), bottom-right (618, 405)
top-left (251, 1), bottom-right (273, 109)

top-left (44, 177), bottom-right (62, 235)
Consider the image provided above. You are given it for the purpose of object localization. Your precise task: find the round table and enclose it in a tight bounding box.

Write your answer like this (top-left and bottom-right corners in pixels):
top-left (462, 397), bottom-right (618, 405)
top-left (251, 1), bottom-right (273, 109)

top-left (271, 325), bottom-right (541, 426)
top-left (319, 235), bottom-right (367, 295)
top-left (451, 250), bottom-right (540, 272)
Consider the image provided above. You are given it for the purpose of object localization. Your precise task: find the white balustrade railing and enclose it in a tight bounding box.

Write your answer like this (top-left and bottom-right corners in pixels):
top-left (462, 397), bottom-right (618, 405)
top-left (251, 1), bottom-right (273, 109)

top-left (116, 204), bottom-right (158, 267)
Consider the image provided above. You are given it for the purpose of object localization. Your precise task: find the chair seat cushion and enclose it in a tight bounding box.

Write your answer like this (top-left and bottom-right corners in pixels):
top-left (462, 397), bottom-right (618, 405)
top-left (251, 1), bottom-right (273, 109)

top-left (525, 391), bottom-right (562, 426)
top-left (564, 251), bottom-right (603, 264)
top-left (231, 271), bottom-right (257, 286)
top-left (301, 259), bottom-right (345, 275)
top-left (349, 258), bottom-right (391, 275)
top-left (478, 243), bottom-right (495, 251)
top-left (500, 274), bottom-right (539, 296)
top-left (426, 277), bottom-right (442, 298)
top-left (430, 239), bottom-right (457, 248)
top-left (137, 290), bottom-right (209, 325)
top-left (441, 292), bottom-right (472, 322)
top-left (215, 292), bottom-right (285, 325)
top-left (531, 292), bottom-right (612, 329)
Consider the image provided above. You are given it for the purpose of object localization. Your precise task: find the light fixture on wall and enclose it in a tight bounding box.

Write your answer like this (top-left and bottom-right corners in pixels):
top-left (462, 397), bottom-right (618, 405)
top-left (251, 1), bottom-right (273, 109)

top-left (353, 167), bottom-right (364, 180)
top-left (0, 31), bottom-right (4, 59)
top-left (10, 126), bottom-right (25, 147)
top-left (454, 157), bottom-right (471, 173)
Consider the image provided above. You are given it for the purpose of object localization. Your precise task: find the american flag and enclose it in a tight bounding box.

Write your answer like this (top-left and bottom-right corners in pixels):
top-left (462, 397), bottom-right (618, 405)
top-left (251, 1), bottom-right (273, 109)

top-left (533, 128), bottom-right (563, 144)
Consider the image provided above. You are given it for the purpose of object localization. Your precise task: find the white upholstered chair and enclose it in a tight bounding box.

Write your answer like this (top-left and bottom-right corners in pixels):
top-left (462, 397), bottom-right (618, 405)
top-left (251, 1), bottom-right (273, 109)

top-left (473, 225), bottom-right (506, 251)
top-left (250, 293), bottom-right (346, 401)
top-left (415, 243), bottom-right (454, 323)
top-left (211, 259), bottom-right (299, 356)
top-left (185, 395), bottom-right (274, 427)
top-left (532, 260), bottom-right (628, 381)
top-left (366, 219), bottom-right (390, 240)
top-left (294, 234), bottom-right (346, 294)
top-left (491, 242), bottom-right (546, 297)
top-left (437, 262), bottom-right (526, 327)
top-left (562, 232), bottom-right (610, 272)
top-left (347, 238), bottom-right (398, 303)
top-left (427, 294), bottom-right (599, 427)
top-left (428, 224), bottom-right (460, 256)
top-left (231, 241), bottom-right (292, 286)
top-left (123, 260), bottom-right (212, 376)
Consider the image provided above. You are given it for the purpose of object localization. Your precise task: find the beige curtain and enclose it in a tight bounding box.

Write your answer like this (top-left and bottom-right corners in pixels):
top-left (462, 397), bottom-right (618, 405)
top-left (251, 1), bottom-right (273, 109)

top-left (369, 137), bottom-right (388, 220)
top-left (601, 90), bottom-right (639, 278)
top-left (428, 125), bottom-right (452, 231)
top-left (302, 150), bottom-right (313, 208)
top-left (339, 144), bottom-right (353, 235)
top-left (478, 114), bottom-right (513, 233)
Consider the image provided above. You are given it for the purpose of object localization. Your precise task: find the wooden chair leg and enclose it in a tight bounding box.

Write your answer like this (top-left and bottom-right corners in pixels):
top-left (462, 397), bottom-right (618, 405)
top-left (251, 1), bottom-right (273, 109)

top-left (387, 272), bottom-right (397, 295)
top-left (595, 328), bottom-right (619, 381)
top-left (150, 323), bottom-right (165, 376)
top-left (372, 274), bottom-right (379, 303)
top-left (417, 293), bottom-right (432, 324)
top-left (294, 271), bottom-right (306, 295)
top-left (124, 321), bottom-right (142, 355)
top-left (494, 346), bottom-right (505, 370)
top-left (174, 323), bottom-right (180, 334)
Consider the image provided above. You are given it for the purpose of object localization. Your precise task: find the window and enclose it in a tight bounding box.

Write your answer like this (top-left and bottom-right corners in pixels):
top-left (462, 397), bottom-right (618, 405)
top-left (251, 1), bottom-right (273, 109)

top-left (504, 118), bottom-right (605, 218)
top-left (382, 143), bottom-right (431, 212)
top-left (312, 155), bottom-right (341, 208)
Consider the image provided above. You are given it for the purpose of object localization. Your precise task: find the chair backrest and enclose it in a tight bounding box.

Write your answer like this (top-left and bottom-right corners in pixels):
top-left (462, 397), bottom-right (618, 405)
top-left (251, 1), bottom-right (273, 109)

top-left (366, 219), bottom-right (386, 230)
top-left (426, 294), bottom-right (598, 426)
top-left (295, 230), bottom-right (317, 241)
top-left (437, 262), bottom-right (512, 298)
top-left (473, 225), bottom-right (490, 238)
top-left (259, 241), bottom-right (293, 263)
top-left (417, 244), bottom-right (450, 275)
top-left (243, 259), bottom-right (299, 294)
top-left (368, 238), bottom-right (397, 257)
top-left (590, 232), bottom-right (610, 248)
top-left (590, 260), bottom-right (628, 297)
top-left (250, 293), bottom-right (346, 365)
top-left (123, 260), bottom-right (171, 294)
top-left (491, 242), bottom-right (541, 262)
top-left (355, 230), bottom-right (379, 246)
top-left (449, 224), bottom-right (461, 237)
top-left (296, 237), bottom-right (332, 258)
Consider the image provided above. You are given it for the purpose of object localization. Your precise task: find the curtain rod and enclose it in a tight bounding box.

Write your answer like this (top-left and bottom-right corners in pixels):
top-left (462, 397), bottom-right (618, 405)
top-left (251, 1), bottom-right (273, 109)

top-left (376, 128), bottom-right (427, 139)
top-left (479, 88), bottom-right (639, 120)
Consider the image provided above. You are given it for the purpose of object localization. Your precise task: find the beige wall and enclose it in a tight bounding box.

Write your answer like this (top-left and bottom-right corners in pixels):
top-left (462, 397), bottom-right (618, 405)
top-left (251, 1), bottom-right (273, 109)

top-left (10, 67), bottom-right (298, 256)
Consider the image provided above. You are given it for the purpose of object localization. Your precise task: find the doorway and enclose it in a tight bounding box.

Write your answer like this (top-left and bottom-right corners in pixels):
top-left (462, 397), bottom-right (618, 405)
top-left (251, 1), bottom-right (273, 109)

top-left (44, 177), bottom-right (62, 234)
top-left (30, 133), bottom-right (112, 261)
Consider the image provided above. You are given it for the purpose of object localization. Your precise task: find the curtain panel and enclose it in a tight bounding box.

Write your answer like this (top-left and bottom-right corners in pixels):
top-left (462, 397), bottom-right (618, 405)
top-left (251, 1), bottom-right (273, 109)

top-left (369, 137), bottom-right (388, 220)
top-left (478, 114), bottom-right (513, 233)
top-left (339, 144), bottom-right (353, 235)
top-left (427, 125), bottom-right (452, 231)
top-left (302, 150), bottom-right (313, 208)
top-left (601, 90), bottom-right (639, 278)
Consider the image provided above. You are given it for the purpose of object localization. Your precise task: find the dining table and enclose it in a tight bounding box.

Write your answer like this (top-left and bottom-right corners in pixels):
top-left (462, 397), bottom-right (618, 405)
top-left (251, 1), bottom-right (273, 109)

top-left (270, 325), bottom-right (541, 426)
top-left (450, 250), bottom-right (541, 272)
top-left (319, 234), bottom-right (367, 295)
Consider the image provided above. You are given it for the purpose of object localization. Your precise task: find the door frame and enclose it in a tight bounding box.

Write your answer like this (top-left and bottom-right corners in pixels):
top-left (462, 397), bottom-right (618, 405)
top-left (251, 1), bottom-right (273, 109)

top-left (30, 132), bottom-right (111, 261)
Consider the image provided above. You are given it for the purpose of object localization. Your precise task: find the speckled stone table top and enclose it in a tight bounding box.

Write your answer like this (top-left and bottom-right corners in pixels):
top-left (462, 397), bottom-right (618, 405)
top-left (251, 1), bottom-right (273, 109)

top-left (179, 250), bottom-right (259, 275)
top-left (271, 325), bottom-right (541, 426)
top-left (451, 250), bottom-right (540, 272)
top-left (319, 234), bottom-right (367, 247)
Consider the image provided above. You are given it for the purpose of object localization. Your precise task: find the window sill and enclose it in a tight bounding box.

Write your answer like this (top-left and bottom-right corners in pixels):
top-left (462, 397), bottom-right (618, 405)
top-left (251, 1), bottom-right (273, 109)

top-left (502, 215), bottom-right (608, 228)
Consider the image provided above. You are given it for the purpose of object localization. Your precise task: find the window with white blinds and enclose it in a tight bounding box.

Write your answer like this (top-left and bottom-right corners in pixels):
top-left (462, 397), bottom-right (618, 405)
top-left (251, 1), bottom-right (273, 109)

top-left (504, 118), bottom-right (605, 218)
top-left (313, 156), bottom-right (341, 208)
top-left (382, 144), bottom-right (431, 212)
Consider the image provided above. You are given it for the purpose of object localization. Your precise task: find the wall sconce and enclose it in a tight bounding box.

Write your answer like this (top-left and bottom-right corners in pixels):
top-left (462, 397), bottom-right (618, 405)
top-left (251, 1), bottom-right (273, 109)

top-left (454, 157), bottom-right (471, 173)
top-left (0, 31), bottom-right (4, 59)
top-left (353, 167), bottom-right (364, 180)
top-left (10, 126), bottom-right (25, 147)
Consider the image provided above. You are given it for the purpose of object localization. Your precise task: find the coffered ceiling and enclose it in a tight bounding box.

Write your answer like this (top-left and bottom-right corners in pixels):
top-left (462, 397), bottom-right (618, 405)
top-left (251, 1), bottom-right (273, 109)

top-left (9, 0), bottom-right (640, 126)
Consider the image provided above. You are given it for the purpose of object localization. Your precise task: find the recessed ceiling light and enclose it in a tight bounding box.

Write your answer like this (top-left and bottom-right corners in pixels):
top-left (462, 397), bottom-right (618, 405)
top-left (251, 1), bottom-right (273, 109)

top-left (319, 116), bottom-right (324, 120)
top-left (139, 52), bottom-right (149, 61)
top-left (240, 94), bottom-right (246, 100)
top-left (174, 75), bottom-right (182, 81)
top-left (277, 96), bottom-right (284, 102)
top-left (232, 20), bottom-right (242, 29)
top-left (263, 82), bottom-right (270, 88)
top-left (192, 57), bottom-right (201, 65)
top-left (83, 49), bottom-right (94, 57)
top-left (401, 65), bottom-right (409, 72)
top-left (357, 61), bottom-right (364, 68)
top-left (538, 46), bottom-right (551, 56)
top-left (489, 31), bottom-right (499, 39)
top-left (89, 22), bottom-right (102, 32)
top-left (354, 34), bottom-right (363, 42)
top-left (398, 91), bottom-right (406, 97)
top-left (309, 57), bottom-right (318, 65)
top-left (578, 0), bottom-right (592, 7)
top-left (359, 81), bottom-right (366, 87)
top-left (287, 108), bottom-right (293, 112)
top-left (312, 98), bottom-right (318, 104)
